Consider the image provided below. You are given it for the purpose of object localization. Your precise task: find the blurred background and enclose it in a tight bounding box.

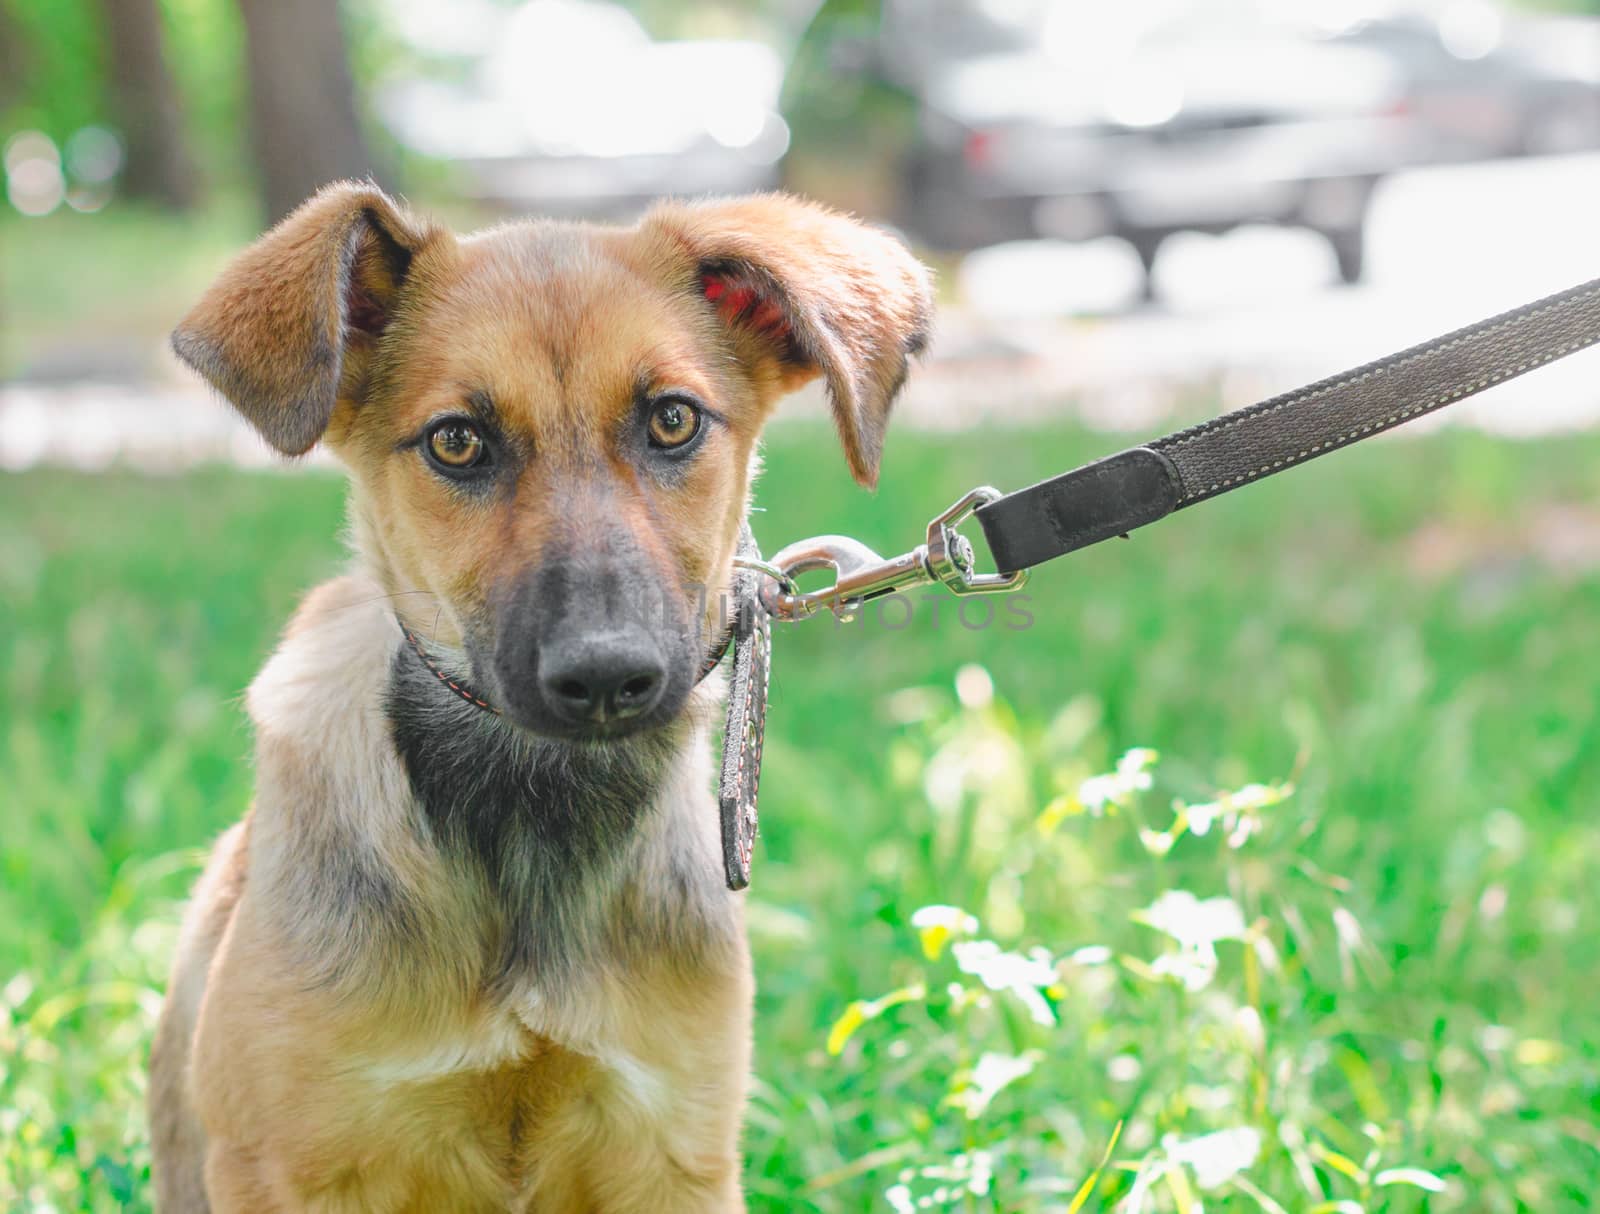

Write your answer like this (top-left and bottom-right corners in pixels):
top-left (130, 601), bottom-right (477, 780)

top-left (5, 2), bottom-right (1600, 1212)
top-left (4, 0), bottom-right (1600, 459)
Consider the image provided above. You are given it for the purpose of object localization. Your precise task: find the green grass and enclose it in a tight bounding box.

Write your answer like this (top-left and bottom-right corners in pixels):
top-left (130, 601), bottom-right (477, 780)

top-left (3, 420), bottom-right (1598, 1211)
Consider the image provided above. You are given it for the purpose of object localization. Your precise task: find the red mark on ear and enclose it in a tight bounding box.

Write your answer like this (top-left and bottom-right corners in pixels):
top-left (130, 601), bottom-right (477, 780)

top-left (702, 273), bottom-right (790, 341)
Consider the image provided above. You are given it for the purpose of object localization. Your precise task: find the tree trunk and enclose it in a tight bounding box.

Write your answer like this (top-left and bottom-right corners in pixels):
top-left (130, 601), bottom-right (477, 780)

top-left (236, 0), bottom-right (385, 225)
top-left (96, 0), bottom-right (198, 210)
top-left (0, 2), bottom-right (29, 108)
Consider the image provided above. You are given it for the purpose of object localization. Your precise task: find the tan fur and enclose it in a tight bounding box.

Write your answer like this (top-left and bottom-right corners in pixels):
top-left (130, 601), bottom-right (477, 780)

top-left (151, 184), bottom-right (932, 1211)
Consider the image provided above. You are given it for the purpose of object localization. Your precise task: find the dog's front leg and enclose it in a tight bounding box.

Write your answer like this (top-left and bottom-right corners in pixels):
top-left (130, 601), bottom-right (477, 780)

top-left (576, 1063), bottom-right (749, 1214)
top-left (521, 1073), bottom-right (748, 1213)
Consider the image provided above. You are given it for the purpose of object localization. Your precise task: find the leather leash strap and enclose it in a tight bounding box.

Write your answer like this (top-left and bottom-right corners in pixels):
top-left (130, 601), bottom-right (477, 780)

top-left (973, 276), bottom-right (1600, 575)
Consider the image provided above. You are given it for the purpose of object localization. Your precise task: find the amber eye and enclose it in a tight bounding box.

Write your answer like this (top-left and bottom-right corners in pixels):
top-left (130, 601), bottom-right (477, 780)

top-left (647, 397), bottom-right (703, 449)
top-left (426, 420), bottom-right (486, 470)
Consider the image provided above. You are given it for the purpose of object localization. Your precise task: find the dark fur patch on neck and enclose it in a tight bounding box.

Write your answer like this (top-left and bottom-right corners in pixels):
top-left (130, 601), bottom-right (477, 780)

top-left (385, 644), bottom-right (677, 987)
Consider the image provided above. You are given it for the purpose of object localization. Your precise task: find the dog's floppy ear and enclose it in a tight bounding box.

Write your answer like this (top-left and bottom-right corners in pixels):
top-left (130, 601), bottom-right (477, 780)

top-left (172, 182), bottom-right (443, 455)
top-left (642, 194), bottom-right (933, 488)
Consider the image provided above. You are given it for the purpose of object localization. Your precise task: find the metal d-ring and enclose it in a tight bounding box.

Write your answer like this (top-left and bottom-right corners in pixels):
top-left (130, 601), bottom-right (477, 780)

top-left (731, 555), bottom-right (798, 596)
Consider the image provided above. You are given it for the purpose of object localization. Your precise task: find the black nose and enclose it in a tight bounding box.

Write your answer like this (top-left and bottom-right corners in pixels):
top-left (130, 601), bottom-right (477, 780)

top-left (539, 632), bottom-right (666, 725)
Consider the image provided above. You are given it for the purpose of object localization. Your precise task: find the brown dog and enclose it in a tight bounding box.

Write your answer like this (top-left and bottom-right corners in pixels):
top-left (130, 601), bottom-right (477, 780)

top-left (147, 183), bottom-right (931, 1212)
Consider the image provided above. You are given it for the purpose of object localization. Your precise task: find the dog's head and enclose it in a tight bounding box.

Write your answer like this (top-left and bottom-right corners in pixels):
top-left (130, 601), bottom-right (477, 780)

top-left (174, 184), bottom-right (932, 741)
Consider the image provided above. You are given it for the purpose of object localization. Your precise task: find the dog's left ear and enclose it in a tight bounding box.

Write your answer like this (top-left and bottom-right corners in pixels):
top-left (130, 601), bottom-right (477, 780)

top-left (642, 195), bottom-right (933, 488)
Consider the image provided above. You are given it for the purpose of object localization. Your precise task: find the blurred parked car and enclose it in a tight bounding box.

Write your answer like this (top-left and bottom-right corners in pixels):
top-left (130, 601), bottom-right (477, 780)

top-left (890, 5), bottom-right (1416, 289)
top-left (1328, 11), bottom-right (1600, 161)
top-left (378, 0), bottom-right (791, 216)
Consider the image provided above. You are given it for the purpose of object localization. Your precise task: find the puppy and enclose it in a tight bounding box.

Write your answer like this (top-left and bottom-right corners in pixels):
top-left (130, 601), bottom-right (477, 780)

top-left (147, 183), bottom-right (932, 1212)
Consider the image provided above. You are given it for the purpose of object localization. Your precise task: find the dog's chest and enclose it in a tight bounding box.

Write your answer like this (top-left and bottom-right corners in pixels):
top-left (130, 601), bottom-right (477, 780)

top-left (362, 981), bottom-right (661, 1102)
top-left (344, 1036), bottom-right (591, 1210)
top-left (350, 996), bottom-right (672, 1207)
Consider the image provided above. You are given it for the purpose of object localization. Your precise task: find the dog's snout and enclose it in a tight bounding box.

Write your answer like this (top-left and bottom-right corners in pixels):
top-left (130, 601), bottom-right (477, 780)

top-left (487, 537), bottom-right (696, 739)
top-left (540, 633), bottom-right (666, 725)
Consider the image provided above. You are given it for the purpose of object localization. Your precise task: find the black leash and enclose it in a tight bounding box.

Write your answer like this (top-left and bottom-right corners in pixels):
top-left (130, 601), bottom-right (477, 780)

top-left (754, 275), bottom-right (1600, 627)
top-left (739, 274), bottom-right (1600, 888)
top-left (972, 276), bottom-right (1600, 573)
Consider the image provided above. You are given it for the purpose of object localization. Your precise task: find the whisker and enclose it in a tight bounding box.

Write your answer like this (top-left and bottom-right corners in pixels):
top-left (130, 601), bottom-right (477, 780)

top-left (326, 589), bottom-right (442, 615)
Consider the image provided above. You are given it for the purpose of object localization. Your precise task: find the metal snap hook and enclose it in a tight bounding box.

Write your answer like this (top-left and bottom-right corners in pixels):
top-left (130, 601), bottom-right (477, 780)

top-left (752, 486), bottom-right (1029, 624)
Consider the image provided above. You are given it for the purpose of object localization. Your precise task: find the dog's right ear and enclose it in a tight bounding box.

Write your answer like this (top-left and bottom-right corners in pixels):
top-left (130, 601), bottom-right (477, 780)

top-left (172, 182), bottom-right (444, 455)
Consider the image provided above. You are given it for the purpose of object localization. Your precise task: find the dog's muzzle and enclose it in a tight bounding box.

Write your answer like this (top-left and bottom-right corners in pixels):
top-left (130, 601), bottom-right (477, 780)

top-left (484, 544), bottom-right (696, 740)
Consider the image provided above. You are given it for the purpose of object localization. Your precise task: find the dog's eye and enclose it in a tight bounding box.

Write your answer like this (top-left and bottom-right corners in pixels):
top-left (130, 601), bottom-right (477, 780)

top-left (426, 420), bottom-right (486, 470)
top-left (646, 398), bottom-right (702, 449)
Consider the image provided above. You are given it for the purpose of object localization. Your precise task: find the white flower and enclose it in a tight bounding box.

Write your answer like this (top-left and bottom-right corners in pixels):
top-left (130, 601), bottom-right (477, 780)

top-left (1185, 799), bottom-right (1223, 836)
top-left (1151, 947), bottom-right (1219, 992)
top-left (910, 904), bottom-right (980, 960)
top-left (1139, 828), bottom-right (1175, 856)
top-left (1107, 1053), bottom-right (1142, 1083)
top-left (951, 940), bottom-right (1057, 1025)
top-left (954, 663), bottom-right (994, 709)
top-left (1077, 773), bottom-right (1121, 811)
top-left (1117, 747), bottom-right (1159, 780)
top-left (1136, 892), bottom-right (1246, 993)
top-left (1137, 891), bottom-right (1245, 951)
top-left (1180, 781), bottom-right (1290, 848)
top-left (1165, 1126), bottom-right (1262, 1189)
top-left (950, 1051), bottom-right (1039, 1118)
top-left (1076, 748), bottom-right (1158, 813)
